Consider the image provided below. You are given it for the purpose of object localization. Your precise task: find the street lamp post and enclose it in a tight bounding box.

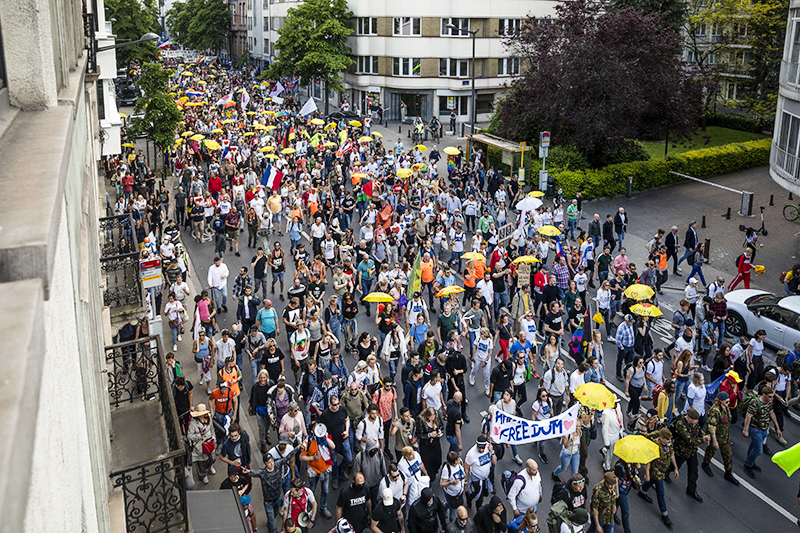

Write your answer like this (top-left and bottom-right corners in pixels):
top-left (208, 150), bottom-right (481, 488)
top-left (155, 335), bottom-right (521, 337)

top-left (97, 32), bottom-right (160, 52)
top-left (445, 24), bottom-right (480, 134)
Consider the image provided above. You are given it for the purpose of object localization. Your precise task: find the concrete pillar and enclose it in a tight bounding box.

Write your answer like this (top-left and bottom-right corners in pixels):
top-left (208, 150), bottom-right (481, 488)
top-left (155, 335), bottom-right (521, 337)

top-left (0, 0), bottom-right (59, 110)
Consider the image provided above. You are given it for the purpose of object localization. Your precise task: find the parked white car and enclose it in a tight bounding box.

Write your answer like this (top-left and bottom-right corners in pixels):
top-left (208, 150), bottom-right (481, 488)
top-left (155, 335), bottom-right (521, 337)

top-left (724, 290), bottom-right (800, 352)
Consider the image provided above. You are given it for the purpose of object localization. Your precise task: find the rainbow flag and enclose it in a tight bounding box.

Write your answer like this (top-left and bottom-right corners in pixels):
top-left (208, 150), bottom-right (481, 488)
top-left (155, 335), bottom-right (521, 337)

top-left (447, 156), bottom-right (456, 173)
top-left (406, 251), bottom-right (422, 299)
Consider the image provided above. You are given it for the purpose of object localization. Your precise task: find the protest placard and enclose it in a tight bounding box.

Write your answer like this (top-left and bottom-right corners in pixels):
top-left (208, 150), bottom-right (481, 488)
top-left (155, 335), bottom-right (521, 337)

top-left (490, 403), bottom-right (580, 445)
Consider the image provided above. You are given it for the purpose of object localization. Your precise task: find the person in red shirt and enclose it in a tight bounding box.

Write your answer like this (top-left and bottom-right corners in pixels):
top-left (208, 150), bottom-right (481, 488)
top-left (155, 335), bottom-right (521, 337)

top-left (728, 248), bottom-right (754, 291)
top-left (208, 174), bottom-right (223, 200)
top-left (121, 173), bottom-right (134, 194)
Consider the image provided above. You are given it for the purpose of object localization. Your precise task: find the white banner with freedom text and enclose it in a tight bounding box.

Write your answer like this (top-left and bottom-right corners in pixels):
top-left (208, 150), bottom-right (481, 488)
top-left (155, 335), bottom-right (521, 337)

top-left (491, 403), bottom-right (580, 444)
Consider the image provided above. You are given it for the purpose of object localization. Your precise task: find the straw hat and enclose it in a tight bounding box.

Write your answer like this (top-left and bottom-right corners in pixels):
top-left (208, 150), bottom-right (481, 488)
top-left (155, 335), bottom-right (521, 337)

top-left (192, 403), bottom-right (211, 417)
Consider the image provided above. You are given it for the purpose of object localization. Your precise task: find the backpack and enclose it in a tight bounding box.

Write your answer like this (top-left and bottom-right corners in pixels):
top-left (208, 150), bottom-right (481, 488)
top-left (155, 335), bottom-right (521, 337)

top-left (550, 480), bottom-right (567, 505)
top-left (739, 392), bottom-right (758, 417)
top-left (776, 351), bottom-right (789, 368)
top-left (651, 384), bottom-right (664, 407)
top-left (501, 470), bottom-right (526, 496)
top-left (626, 412), bottom-right (645, 434)
top-left (734, 253), bottom-right (745, 270)
top-left (546, 500), bottom-right (575, 533)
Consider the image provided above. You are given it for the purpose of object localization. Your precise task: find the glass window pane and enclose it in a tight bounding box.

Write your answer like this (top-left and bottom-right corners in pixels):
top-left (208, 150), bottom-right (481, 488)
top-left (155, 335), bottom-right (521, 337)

top-left (372, 56), bottom-right (379, 73)
top-left (413, 58), bottom-right (420, 75)
top-left (440, 59), bottom-right (447, 76)
top-left (790, 115), bottom-right (800, 157)
top-left (394, 18), bottom-right (400, 35)
top-left (442, 18), bottom-right (448, 35)
top-left (393, 58), bottom-right (399, 75)
top-left (372, 18), bottom-right (377, 34)
top-left (413, 18), bottom-right (421, 35)
top-left (403, 58), bottom-right (410, 76)
top-left (460, 60), bottom-right (468, 76)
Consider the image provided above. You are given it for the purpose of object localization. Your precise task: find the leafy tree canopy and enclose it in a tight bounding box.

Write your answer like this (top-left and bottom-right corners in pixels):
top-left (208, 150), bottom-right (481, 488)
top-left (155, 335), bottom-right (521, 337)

top-left (105, 0), bottom-right (159, 70)
top-left (494, 0), bottom-right (703, 166)
top-left (610, 0), bottom-right (687, 33)
top-left (130, 62), bottom-right (184, 152)
top-left (166, 0), bottom-right (230, 54)
top-left (739, 0), bottom-right (788, 118)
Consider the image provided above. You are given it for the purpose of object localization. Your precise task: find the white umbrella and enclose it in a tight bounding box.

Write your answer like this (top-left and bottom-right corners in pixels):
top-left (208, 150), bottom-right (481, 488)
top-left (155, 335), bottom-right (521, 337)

top-left (515, 196), bottom-right (543, 212)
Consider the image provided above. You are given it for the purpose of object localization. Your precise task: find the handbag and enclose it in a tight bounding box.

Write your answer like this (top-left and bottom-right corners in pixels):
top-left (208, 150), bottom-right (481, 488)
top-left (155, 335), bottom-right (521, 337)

top-left (201, 438), bottom-right (215, 454)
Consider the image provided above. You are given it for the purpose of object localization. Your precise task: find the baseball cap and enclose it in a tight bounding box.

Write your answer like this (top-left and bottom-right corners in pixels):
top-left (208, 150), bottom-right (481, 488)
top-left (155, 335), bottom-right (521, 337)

top-left (572, 509), bottom-right (589, 525)
top-left (279, 433), bottom-right (290, 444)
top-left (382, 488), bottom-right (394, 506)
top-left (476, 436), bottom-right (488, 447)
top-left (624, 314), bottom-right (634, 322)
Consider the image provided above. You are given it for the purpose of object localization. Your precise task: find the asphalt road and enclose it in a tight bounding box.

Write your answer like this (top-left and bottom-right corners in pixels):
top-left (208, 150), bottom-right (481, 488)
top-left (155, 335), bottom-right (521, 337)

top-left (150, 146), bottom-right (800, 532)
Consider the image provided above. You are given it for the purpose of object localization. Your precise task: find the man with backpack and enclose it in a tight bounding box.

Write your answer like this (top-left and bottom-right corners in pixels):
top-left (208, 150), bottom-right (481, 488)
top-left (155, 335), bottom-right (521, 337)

top-left (672, 408), bottom-right (707, 503)
top-left (546, 504), bottom-right (589, 533)
top-left (505, 459), bottom-right (543, 517)
top-left (728, 248), bottom-right (754, 291)
top-left (701, 392), bottom-right (739, 485)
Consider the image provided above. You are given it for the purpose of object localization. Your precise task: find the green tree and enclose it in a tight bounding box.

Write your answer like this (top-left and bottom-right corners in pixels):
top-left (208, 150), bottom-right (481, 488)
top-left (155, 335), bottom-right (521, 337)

top-left (739, 0), bottom-right (788, 119)
top-left (165, 0), bottom-right (191, 44)
top-left (610, 0), bottom-right (688, 33)
top-left (105, 0), bottom-right (160, 71)
top-left (187, 0), bottom-right (231, 55)
top-left (130, 62), bottom-right (183, 173)
top-left (267, 0), bottom-right (354, 113)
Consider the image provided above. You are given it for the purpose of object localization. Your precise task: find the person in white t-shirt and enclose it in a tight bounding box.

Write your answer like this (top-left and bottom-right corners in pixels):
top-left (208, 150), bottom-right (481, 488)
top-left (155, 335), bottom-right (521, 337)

top-left (645, 349), bottom-right (665, 389)
top-left (569, 362), bottom-right (590, 395)
top-left (440, 451), bottom-right (466, 522)
top-left (398, 446), bottom-right (428, 507)
top-left (507, 459), bottom-right (543, 516)
top-left (355, 404), bottom-right (385, 450)
top-left (422, 370), bottom-right (445, 414)
top-left (464, 436), bottom-right (496, 510)
top-left (469, 328), bottom-right (494, 396)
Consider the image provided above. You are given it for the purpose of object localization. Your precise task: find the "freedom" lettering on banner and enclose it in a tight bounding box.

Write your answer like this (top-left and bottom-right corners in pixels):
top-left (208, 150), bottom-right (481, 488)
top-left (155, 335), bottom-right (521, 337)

top-left (491, 404), bottom-right (581, 445)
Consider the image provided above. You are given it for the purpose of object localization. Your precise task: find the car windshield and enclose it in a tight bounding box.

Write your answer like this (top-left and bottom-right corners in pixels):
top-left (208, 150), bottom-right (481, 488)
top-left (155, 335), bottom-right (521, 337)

top-left (746, 293), bottom-right (780, 306)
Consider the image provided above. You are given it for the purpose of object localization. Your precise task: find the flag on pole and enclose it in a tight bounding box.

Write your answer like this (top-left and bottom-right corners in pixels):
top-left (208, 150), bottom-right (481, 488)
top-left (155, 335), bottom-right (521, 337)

top-left (309, 133), bottom-right (322, 148)
top-left (336, 139), bottom-right (353, 158)
top-left (158, 39), bottom-right (171, 49)
top-left (241, 88), bottom-right (251, 111)
top-left (555, 235), bottom-right (565, 258)
top-left (261, 164), bottom-right (284, 190)
top-left (270, 81), bottom-right (285, 98)
top-left (195, 54), bottom-right (206, 64)
top-left (447, 156), bottom-right (456, 173)
top-left (287, 77), bottom-right (301, 91)
top-left (406, 251), bottom-right (422, 300)
top-left (288, 127), bottom-right (296, 142)
top-left (186, 90), bottom-right (204, 98)
top-left (215, 93), bottom-right (234, 106)
top-left (299, 97), bottom-right (317, 116)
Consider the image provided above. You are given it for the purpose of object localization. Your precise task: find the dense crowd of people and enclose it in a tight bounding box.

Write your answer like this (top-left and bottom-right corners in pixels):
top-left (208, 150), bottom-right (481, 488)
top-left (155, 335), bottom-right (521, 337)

top-left (104, 57), bottom-right (799, 533)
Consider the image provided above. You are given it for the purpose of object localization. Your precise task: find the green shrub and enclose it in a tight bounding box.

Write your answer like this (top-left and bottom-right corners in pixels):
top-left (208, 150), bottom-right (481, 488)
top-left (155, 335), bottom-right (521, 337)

top-left (704, 111), bottom-right (774, 134)
top-left (605, 140), bottom-right (651, 165)
top-left (552, 138), bottom-right (771, 200)
top-left (547, 145), bottom-right (591, 172)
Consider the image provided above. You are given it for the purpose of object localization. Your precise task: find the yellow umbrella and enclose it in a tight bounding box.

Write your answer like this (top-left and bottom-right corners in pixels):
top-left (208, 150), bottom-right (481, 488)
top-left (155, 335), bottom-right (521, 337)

top-left (181, 131), bottom-right (194, 137)
top-left (236, 88), bottom-right (244, 93)
top-left (211, 128), bottom-right (224, 133)
top-left (359, 136), bottom-right (374, 143)
top-left (197, 80), bottom-right (207, 85)
top-left (178, 121), bottom-right (186, 125)
top-left (528, 191), bottom-right (545, 198)
top-left (624, 284), bottom-right (655, 301)
top-left (311, 118), bottom-right (325, 125)
top-left (397, 169), bottom-right (413, 178)
top-left (203, 139), bottom-right (221, 150)
top-left (630, 303), bottom-right (663, 317)
top-left (412, 163), bottom-right (428, 171)
top-left (281, 148), bottom-right (296, 154)
top-left (461, 252), bottom-right (486, 261)
top-left (208, 74), bottom-right (216, 79)
top-left (436, 286), bottom-right (465, 297)
top-left (243, 132), bottom-right (255, 137)
top-left (121, 142), bottom-right (136, 148)
top-left (266, 125), bottom-right (277, 131)
top-left (264, 111), bottom-right (277, 116)
top-left (325, 123), bottom-right (337, 131)
top-left (538, 225), bottom-right (561, 236)
top-left (349, 120), bottom-right (362, 127)
top-left (363, 292), bottom-right (394, 303)
top-left (190, 134), bottom-right (205, 141)
top-left (575, 382), bottom-right (617, 411)
top-left (372, 132), bottom-right (383, 137)
top-left (119, 112), bottom-right (128, 119)
top-left (264, 97), bottom-right (272, 101)
top-left (443, 146), bottom-right (460, 156)
top-left (181, 71), bottom-right (193, 76)
top-left (174, 139), bottom-right (183, 146)
top-left (247, 111), bottom-right (256, 115)
top-left (260, 146), bottom-right (276, 151)
top-left (352, 172), bottom-right (367, 179)
top-left (614, 435), bottom-right (661, 464)
top-left (512, 255), bottom-right (541, 264)
top-left (264, 154), bottom-right (278, 159)
top-left (221, 119), bottom-right (234, 124)
top-left (323, 142), bottom-right (337, 147)
top-left (414, 145), bottom-right (428, 151)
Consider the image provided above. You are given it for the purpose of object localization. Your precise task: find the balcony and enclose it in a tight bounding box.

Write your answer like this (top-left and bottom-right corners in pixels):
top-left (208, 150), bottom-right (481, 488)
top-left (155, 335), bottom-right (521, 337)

top-left (106, 335), bottom-right (189, 532)
top-left (770, 141), bottom-right (800, 187)
top-left (781, 59), bottom-right (800, 89)
top-left (99, 214), bottom-right (145, 322)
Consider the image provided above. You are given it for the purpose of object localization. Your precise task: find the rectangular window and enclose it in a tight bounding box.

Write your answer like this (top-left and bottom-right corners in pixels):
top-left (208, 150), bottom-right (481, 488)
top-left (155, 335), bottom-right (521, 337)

top-left (499, 19), bottom-right (522, 36)
top-left (393, 57), bottom-right (421, 76)
top-left (441, 18), bottom-right (470, 36)
top-left (264, 17), bottom-right (269, 31)
top-left (439, 58), bottom-right (469, 77)
top-left (356, 56), bottom-right (379, 74)
top-left (273, 17), bottom-right (280, 30)
top-left (263, 0), bottom-right (268, 10)
top-left (393, 17), bottom-right (421, 36)
top-left (497, 57), bottom-right (520, 76)
top-left (264, 39), bottom-right (268, 53)
top-left (358, 17), bottom-right (378, 35)
top-left (476, 93), bottom-right (495, 114)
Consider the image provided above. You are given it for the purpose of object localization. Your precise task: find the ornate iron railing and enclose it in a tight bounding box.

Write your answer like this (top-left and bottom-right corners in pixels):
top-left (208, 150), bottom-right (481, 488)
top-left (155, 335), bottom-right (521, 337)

top-left (99, 214), bottom-right (144, 309)
top-left (83, 12), bottom-right (97, 75)
top-left (108, 336), bottom-right (188, 532)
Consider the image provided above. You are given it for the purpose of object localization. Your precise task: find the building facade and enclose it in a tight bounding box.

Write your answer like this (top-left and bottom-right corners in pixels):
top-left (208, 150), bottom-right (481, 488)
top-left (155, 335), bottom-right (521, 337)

top-left (260, 0), bottom-right (557, 122)
top-left (771, 3), bottom-right (800, 193)
top-left (230, 0), bottom-right (249, 58)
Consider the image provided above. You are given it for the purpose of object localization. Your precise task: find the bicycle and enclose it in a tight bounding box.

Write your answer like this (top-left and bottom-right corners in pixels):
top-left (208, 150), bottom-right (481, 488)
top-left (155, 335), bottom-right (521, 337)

top-left (428, 124), bottom-right (441, 144)
top-left (412, 129), bottom-right (423, 146)
top-left (784, 203), bottom-right (800, 223)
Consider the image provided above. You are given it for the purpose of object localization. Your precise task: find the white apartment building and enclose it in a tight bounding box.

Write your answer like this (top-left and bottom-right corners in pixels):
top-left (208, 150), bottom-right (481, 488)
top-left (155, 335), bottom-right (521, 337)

top-left (771, 4), bottom-right (800, 194)
top-left (256, 0), bottom-right (558, 122)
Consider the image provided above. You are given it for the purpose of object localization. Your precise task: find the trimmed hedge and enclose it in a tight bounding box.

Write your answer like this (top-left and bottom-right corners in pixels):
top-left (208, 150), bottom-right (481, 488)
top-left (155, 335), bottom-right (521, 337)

top-left (705, 111), bottom-right (774, 134)
top-left (551, 138), bottom-right (771, 200)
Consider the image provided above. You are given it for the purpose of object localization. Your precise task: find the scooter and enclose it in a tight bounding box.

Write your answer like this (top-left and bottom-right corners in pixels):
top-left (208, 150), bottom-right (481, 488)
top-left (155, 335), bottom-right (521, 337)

top-left (739, 206), bottom-right (768, 236)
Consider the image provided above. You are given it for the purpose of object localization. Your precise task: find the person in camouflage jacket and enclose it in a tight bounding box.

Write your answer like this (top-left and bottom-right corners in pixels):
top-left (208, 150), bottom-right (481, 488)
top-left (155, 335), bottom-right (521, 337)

top-left (672, 408), bottom-right (709, 502)
top-left (637, 428), bottom-right (678, 528)
top-left (702, 392), bottom-right (740, 485)
top-left (591, 472), bottom-right (619, 532)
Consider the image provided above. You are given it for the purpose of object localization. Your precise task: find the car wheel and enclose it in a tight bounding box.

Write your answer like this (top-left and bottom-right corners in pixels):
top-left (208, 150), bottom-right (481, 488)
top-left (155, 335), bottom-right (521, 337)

top-left (726, 312), bottom-right (746, 337)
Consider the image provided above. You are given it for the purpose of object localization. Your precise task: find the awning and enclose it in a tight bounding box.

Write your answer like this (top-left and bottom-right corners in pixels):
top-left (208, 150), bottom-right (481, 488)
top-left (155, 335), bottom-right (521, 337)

top-left (467, 132), bottom-right (528, 152)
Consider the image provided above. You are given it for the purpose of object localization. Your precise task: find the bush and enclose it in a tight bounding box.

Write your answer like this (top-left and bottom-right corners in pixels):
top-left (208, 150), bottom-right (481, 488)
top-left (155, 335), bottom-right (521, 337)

top-left (705, 111), bottom-right (774, 134)
top-left (605, 140), bottom-right (651, 165)
top-left (547, 145), bottom-right (591, 172)
top-left (552, 138), bottom-right (771, 200)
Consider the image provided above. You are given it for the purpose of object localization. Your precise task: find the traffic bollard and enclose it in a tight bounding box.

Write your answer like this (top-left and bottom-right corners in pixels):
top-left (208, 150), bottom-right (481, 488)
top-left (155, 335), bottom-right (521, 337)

top-left (770, 194), bottom-right (775, 206)
top-left (725, 207), bottom-right (731, 220)
top-left (701, 215), bottom-right (706, 228)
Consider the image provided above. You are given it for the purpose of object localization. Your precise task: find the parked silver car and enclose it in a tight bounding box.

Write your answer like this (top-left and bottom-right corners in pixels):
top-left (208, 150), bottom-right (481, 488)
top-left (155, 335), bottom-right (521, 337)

top-left (724, 290), bottom-right (800, 352)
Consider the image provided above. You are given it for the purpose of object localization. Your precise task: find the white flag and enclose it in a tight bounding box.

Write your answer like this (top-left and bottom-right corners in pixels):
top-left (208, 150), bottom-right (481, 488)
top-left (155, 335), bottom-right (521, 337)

top-left (299, 97), bottom-right (318, 116)
top-left (270, 81), bottom-right (286, 98)
top-left (241, 88), bottom-right (251, 111)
